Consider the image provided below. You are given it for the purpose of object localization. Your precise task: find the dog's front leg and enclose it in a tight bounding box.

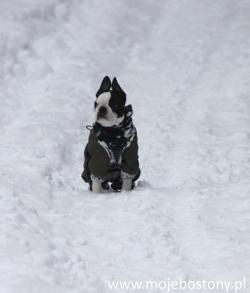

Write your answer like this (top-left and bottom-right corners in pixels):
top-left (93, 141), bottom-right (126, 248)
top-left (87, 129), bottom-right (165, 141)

top-left (122, 179), bottom-right (133, 191)
top-left (91, 175), bottom-right (103, 193)
top-left (121, 172), bottom-right (134, 191)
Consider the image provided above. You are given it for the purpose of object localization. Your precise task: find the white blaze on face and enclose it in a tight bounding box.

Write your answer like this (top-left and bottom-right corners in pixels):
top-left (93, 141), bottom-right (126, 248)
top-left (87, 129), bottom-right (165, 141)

top-left (95, 92), bottom-right (124, 126)
top-left (96, 91), bottom-right (111, 105)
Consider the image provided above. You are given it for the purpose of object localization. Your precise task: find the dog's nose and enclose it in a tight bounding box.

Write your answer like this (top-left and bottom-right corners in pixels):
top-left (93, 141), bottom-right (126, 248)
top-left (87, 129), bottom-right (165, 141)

top-left (98, 106), bottom-right (107, 119)
top-left (99, 106), bottom-right (107, 115)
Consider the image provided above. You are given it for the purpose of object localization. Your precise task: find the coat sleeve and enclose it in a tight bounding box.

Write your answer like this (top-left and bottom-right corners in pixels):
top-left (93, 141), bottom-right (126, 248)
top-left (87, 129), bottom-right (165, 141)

top-left (83, 130), bottom-right (110, 179)
top-left (121, 134), bottom-right (140, 176)
top-left (81, 136), bottom-right (92, 183)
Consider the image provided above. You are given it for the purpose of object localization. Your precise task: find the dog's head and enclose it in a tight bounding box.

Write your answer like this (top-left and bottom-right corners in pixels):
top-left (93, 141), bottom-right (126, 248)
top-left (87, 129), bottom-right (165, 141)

top-left (94, 76), bottom-right (126, 127)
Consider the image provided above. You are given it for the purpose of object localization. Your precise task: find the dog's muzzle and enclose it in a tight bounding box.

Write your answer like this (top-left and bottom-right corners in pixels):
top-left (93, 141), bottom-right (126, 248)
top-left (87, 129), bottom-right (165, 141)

top-left (97, 106), bottom-right (107, 119)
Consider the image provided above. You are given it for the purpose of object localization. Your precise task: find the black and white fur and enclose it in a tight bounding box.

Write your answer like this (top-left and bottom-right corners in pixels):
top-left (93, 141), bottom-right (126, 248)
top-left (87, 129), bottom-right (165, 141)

top-left (94, 76), bottom-right (126, 127)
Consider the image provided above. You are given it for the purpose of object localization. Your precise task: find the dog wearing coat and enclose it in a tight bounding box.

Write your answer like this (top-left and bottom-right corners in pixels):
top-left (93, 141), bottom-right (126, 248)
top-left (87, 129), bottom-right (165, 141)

top-left (82, 76), bottom-right (140, 192)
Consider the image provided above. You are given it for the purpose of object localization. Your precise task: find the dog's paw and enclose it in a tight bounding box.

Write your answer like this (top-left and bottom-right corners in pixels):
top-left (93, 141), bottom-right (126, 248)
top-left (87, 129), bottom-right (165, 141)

top-left (122, 178), bottom-right (133, 191)
top-left (121, 172), bottom-right (135, 191)
top-left (91, 175), bottom-right (103, 193)
top-left (92, 181), bottom-right (103, 193)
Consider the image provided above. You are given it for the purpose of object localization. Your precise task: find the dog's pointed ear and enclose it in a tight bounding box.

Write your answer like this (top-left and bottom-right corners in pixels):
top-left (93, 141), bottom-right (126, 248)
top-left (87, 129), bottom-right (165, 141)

top-left (96, 76), bottom-right (111, 97)
top-left (112, 77), bottom-right (125, 95)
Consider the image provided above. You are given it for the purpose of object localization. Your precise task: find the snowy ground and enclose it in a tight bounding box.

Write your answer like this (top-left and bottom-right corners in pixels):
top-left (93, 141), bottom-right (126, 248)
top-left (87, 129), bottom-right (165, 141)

top-left (0, 0), bottom-right (250, 292)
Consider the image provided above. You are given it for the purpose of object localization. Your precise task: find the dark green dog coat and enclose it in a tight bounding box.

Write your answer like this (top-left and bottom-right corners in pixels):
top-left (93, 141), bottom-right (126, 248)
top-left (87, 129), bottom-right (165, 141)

top-left (82, 105), bottom-right (140, 187)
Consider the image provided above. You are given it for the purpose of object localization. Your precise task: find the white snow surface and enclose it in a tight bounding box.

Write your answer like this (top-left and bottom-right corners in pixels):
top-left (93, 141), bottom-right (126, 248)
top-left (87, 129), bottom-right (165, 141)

top-left (0, 0), bottom-right (250, 292)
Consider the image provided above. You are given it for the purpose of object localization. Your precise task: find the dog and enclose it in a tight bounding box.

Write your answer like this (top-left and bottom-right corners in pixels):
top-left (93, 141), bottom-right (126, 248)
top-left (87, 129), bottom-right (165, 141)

top-left (81, 76), bottom-right (140, 192)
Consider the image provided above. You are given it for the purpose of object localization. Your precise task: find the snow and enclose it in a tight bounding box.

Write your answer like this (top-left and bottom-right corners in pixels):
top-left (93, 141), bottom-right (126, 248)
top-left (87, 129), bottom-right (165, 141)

top-left (0, 0), bottom-right (250, 292)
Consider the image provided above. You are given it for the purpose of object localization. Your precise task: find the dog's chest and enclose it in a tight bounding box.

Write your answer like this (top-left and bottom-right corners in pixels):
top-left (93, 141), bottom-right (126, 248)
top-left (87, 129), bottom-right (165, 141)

top-left (93, 123), bottom-right (135, 164)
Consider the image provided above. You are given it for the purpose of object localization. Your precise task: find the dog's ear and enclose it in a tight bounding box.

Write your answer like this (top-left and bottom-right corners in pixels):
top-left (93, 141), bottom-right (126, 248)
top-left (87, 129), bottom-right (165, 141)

top-left (96, 76), bottom-right (111, 97)
top-left (112, 77), bottom-right (126, 96)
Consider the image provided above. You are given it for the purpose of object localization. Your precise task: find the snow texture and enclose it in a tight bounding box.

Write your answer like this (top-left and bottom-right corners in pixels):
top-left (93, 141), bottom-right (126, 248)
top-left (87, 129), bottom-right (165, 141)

top-left (0, 0), bottom-right (250, 292)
